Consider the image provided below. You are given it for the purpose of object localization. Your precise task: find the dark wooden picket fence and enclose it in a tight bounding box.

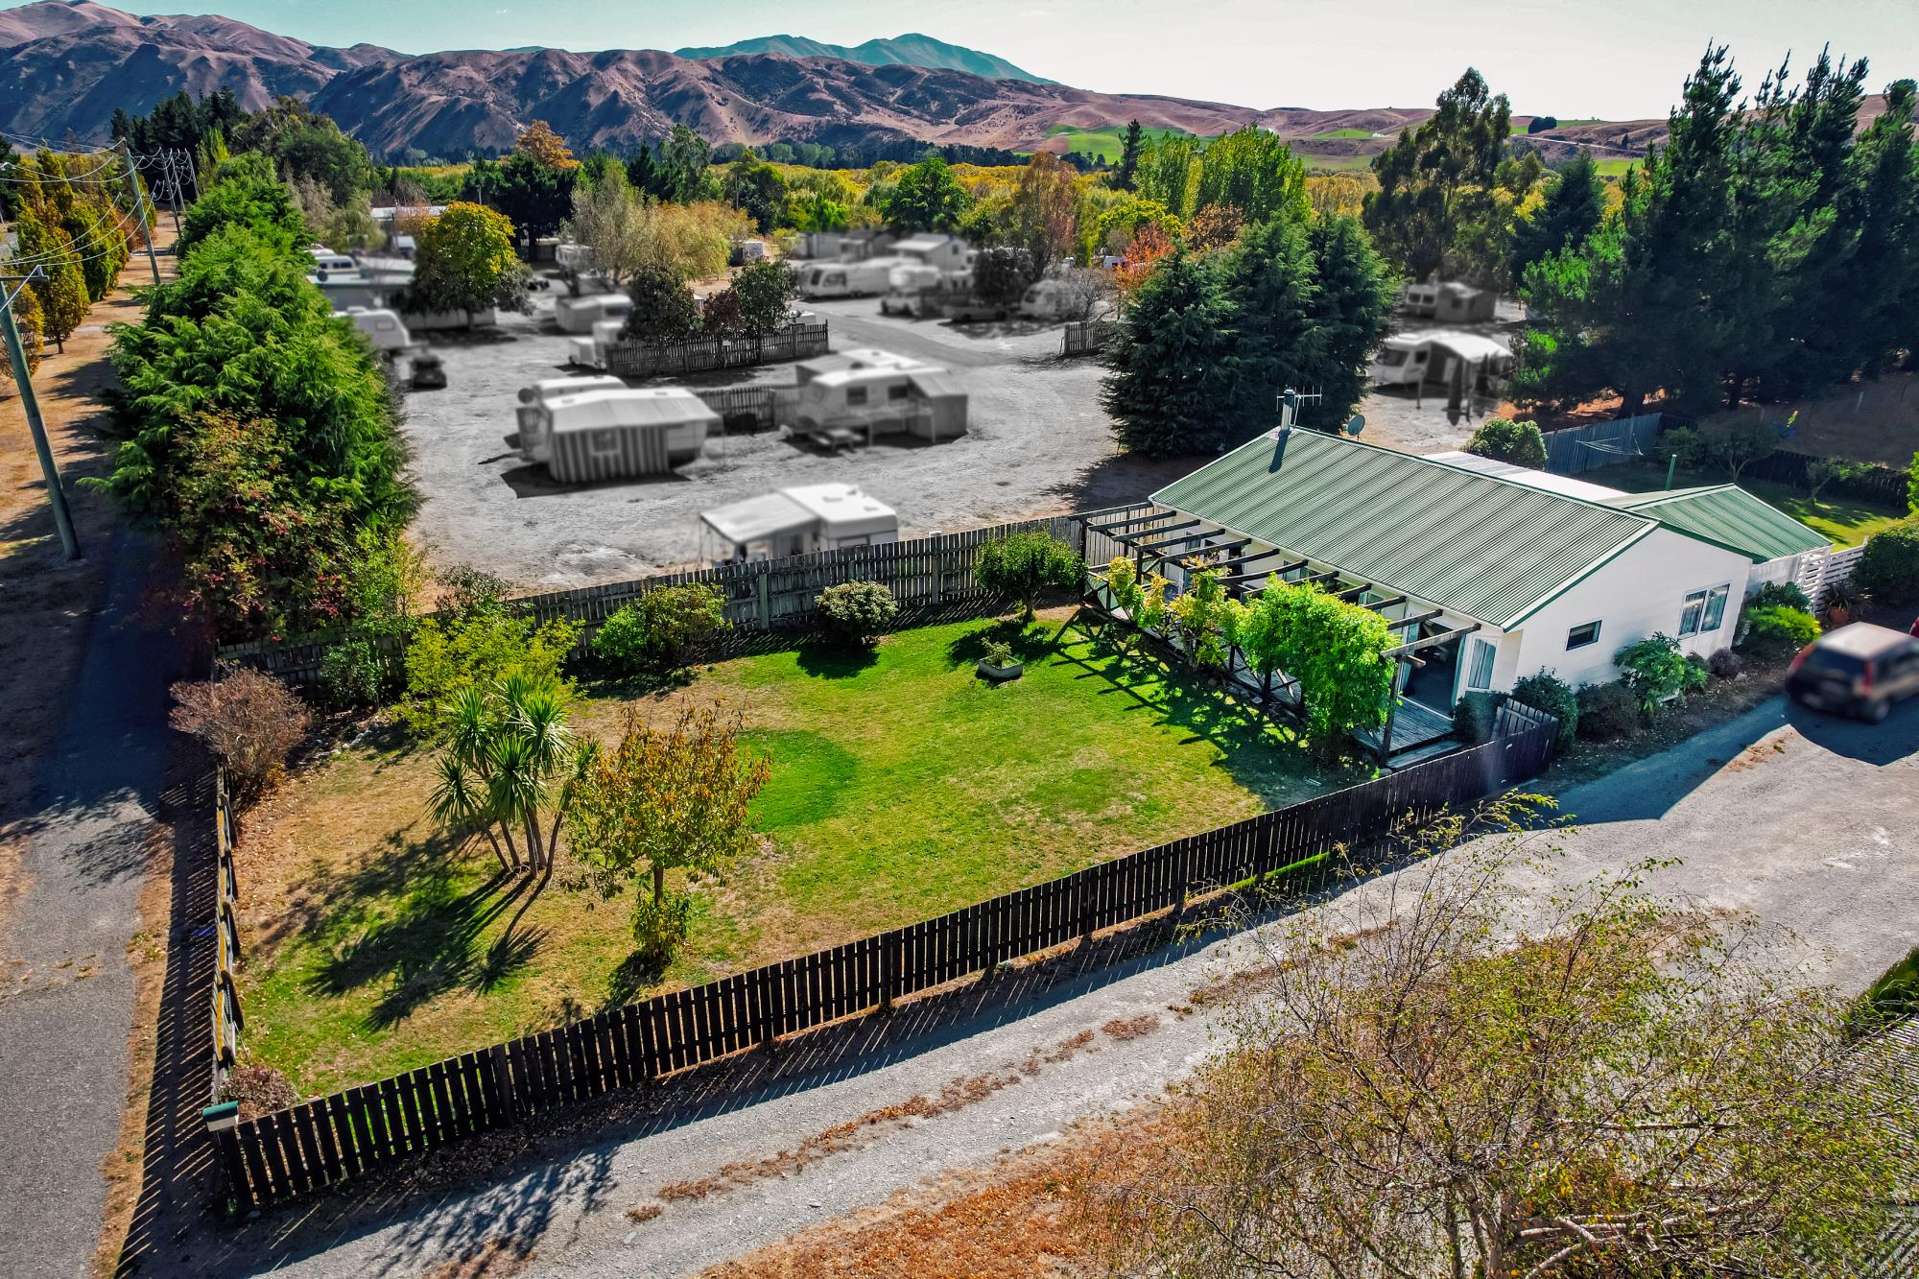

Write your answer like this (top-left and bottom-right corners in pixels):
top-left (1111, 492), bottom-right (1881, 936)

top-left (204, 701), bottom-right (1558, 1216)
top-left (1061, 319), bottom-right (1119, 357)
top-left (216, 511), bottom-right (1110, 689)
top-left (603, 321), bottom-right (830, 378)
top-left (1737, 448), bottom-right (1912, 508)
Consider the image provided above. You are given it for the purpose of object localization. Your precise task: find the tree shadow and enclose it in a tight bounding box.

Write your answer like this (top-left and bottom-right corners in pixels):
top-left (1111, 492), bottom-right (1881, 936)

top-left (602, 947), bottom-right (666, 1009)
top-left (794, 637), bottom-right (880, 678)
top-left (575, 665), bottom-right (696, 701)
top-left (943, 618), bottom-right (1053, 667)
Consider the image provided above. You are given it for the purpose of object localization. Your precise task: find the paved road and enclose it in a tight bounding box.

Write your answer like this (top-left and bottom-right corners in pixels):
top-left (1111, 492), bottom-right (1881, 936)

top-left (209, 693), bottom-right (1919, 1278)
top-left (0, 529), bottom-right (182, 1278)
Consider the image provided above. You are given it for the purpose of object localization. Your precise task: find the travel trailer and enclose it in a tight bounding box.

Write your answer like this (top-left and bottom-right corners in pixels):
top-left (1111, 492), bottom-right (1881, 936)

top-left (1369, 331), bottom-right (1514, 387)
top-left (536, 387), bottom-right (718, 483)
top-left (310, 248), bottom-right (358, 275)
top-left (700, 483), bottom-right (899, 562)
top-left (1017, 278), bottom-right (1088, 321)
top-left (567, 319), bottom-right (629, 371)
top-left (334, 306), bottom-right (411, 354)
top-left (554, 293), bottom-right (631, 335)
top-left (1397, 280), bottom-right (1497, 323)
top-left (789, 362), bottom-right (968, 446)
top-left (515, 375), bottom-right (629, 463)
top-left (795, 258), bottom-right (899, 299)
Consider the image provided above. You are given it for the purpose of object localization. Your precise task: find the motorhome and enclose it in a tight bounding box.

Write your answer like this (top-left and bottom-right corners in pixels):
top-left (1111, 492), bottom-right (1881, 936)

top-left (515, 375), bottom-right (628, 462)
top-left (536, 387), bottom-right (718, 483)
top-left (700, 483), bottom-right (899, 562)
top-left (795, 258), bottom-right (900, 299)
top-left (1369, 331), bottom-right (1514, 387)
top-left (555, 293), bottom-right (632, 335)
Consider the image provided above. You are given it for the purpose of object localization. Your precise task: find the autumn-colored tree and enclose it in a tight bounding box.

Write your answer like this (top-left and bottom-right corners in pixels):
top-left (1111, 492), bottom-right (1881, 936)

top-left (410, 201), bottom-right (531, 315)
top-left (566, 707), bottom-right (770, 960)
top-left (1113, 222), bottom-right (1174, 301)
top-left (514, 120), bottom-right (579, 171)
top-left (0, 281), bottom-right (44, 382)
top-left (1183, 203), bottom-right (1244, 254)
top-left (1008, 150), bottom-right (1081, 269)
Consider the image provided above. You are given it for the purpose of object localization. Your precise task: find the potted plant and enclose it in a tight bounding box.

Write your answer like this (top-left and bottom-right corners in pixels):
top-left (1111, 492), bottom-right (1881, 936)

top-left (977, 638), bottom-right (1023, 682)
top-left (1823, 578), bottom-right (1866, 628)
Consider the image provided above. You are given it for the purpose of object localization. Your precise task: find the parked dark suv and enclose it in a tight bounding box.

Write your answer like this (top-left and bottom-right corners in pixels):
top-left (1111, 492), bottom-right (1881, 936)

top-left (1787, 623), bottom-right (1919, 722)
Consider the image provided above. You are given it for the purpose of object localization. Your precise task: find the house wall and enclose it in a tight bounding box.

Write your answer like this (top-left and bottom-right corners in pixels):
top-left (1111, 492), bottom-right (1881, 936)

top-left (1502, 529), bottom-right (1754, 690)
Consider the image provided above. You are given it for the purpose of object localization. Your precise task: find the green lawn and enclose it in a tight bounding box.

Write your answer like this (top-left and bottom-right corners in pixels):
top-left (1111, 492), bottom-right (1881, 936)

top-left (237, 614), bottom-right (1347, 1095)
top-left (1581, 460), bottom-right (1905, 547)
top-left (1313, 127), bottom-right (1376, 140)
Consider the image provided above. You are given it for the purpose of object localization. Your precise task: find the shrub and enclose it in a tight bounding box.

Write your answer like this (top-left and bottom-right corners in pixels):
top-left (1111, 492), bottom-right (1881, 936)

top-left (222, 1062), bottom-right (300, 1120)
top-left (1821, 576), bottom-right (1867, 621)
top-left (1707, 648), bottom-right (1744, 680)
top-left (1510, 670), bottom-right (1579, 750)
top-left (401, 607), bottom-right (581, 735)
top-left (1576, 681), bottom-right (1643, 741)
top-left (1742, 605), bottom-right (1820, 659)
top-left (981, 638), bottom-right (1016, 668)
top-left (319, 636), bottom-right (392, 708)
top-left (592, 584), bottom-right (729, 673)
top-left (169, 670), bottom-right (311, 805)
top-left (1453, 691), bottom-right (1505, 744)
top-left (1463, 416), bottom-right (1548, 468)
top-left (1854, 517), bottom-right (1919, 605)
top-left (816, 580), bottom-right (899, 645)
top-left (1748, 580), bottom-right (1811, 614)
top-left (974, 531), bottom-right (1083, 621)
top-left (1613, 633), bottom-right (1708, 714)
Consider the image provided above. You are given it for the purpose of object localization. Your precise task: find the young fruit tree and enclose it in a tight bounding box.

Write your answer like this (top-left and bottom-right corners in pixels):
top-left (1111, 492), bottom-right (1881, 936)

top-left (974, 531), bottom-right (1084, 622)
top-left (565, 707), bottom-right (771, 961)
top-left (1117, 813), bottom-right (1917, 1279)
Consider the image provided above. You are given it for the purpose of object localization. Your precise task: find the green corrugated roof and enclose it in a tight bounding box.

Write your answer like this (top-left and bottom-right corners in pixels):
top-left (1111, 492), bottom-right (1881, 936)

top-left (1605, 485), bottom-right (1830, 562)
top-left (1150, 431), bottom-right (1659, 629)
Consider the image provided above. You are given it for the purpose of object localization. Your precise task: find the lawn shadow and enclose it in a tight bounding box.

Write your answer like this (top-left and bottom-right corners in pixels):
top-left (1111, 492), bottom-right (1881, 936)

top-left (795, 637), bottom-right (879, 678)
top-left (942, 617), bottom-right (1053, 667)
top-left (604, 948), bottom-right (667, 1009)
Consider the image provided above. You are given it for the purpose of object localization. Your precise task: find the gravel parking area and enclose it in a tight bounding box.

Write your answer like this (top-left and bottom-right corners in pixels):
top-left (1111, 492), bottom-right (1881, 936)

top-left (397, 288), bottom-right (1184, 589)
top-left (396, 286), bottom-right (1529, 589)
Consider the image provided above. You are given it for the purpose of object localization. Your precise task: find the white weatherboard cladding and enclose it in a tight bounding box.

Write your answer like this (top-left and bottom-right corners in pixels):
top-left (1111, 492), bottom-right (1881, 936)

top-left (1507, 528), bottom-right (1754, 691)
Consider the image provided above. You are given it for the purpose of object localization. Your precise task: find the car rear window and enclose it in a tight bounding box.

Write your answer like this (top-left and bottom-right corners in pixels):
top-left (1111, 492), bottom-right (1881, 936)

top-left (1803, 648), bottom-right (1867, 677)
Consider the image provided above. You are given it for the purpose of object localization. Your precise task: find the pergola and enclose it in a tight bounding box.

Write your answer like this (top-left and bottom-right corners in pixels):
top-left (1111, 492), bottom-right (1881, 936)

top-left (1075, 505), bottom-right (1481, 763)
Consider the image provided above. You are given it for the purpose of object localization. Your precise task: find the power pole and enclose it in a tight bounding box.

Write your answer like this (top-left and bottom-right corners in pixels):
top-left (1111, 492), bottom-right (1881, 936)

top-left (182, 147), bottom-right (200, 203)
top-left (161, 152), bottom-right (183, 236)
top-left (1, 271), bottom-right (81, 561)
top-left (119, 142), bottom-right (162, 285)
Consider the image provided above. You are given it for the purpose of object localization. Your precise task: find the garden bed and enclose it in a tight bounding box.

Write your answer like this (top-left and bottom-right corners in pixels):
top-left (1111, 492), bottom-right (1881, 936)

top-left (233, 611), bottom-right (1352, 1095)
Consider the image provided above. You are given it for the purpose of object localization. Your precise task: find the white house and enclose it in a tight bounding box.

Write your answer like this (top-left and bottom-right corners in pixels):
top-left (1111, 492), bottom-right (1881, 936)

top-left (1133, 430), bottom-right (1827, 746)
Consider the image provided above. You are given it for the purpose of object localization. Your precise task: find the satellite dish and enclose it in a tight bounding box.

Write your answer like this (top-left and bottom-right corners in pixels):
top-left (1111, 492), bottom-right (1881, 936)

top-left (1345, 413), bottom-right (1366, 437)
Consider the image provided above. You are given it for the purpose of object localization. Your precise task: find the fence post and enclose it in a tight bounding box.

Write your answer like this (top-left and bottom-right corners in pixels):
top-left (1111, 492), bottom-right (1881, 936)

top-left (932, 534), bottom-right (946, 605)
top-left (880, 932), bottom-right (898, 1014)
top-left (203, 1101), bottom-right (250, 1217)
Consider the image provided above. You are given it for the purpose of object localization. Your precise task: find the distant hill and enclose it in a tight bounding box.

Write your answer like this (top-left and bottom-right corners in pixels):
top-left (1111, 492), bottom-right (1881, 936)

top-left (674, 32), bottom-right (1054, 85)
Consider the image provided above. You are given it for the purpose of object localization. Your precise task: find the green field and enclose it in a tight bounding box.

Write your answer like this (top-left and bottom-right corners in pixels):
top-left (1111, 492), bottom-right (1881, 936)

top-left (1313, 127), bottom-right (1377, 140)
top-left (237, 613), bottom-right (1348, 1095)
top-left (1046, 123), bottom-right (1198, 162)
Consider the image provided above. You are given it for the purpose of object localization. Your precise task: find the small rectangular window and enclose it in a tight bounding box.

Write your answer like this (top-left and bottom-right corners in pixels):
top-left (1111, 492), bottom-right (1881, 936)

top-left (888, 383), bottom-right (910, 401)
top-left (589, 428), bottom-right (621, 456)
top-left (1465, 638), bottom-right (1496, 690)
top-left (847, 387), bottom-right (868, 406)
top-left (1678, 589), bottom-right (1708, 637)
top-left (1566, 620), bottom-right (1602, 651)
top-left (1701, 584), bottom-right (1730, 632)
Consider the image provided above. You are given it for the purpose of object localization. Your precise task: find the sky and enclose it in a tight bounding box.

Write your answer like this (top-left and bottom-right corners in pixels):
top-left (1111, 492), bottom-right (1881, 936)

top-left (64, 0), bottom-right (1919, 120)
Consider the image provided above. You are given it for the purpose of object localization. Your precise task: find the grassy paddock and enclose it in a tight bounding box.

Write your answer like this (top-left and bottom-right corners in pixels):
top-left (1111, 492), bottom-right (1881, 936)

top-left (236, 612), bottom-right (1350, 1095)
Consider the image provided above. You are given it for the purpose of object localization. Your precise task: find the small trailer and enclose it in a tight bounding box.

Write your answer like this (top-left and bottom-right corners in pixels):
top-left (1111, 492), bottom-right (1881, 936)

top-left (1017, 278), bottom-right (1088, 321)
top-left (700, 482), bottom-right (899, 562)
top-left (1369, 330), bottom-right (1514, 388)
top-left (555, 293), bottom-right (632, 335)
top-left (795, 258), bottom-right (900, 299)
top-left (335, 306), bottom-right (412, 354)
top-left (789, 360), bottom-right (968, 447)
top-left (878, 263), bottom-right (950, 317)
top-left (515, 375), bottom-right (629, 462)
top-left (538, 387), bottom-right (718, 483)
top-left (567, 318), bottom-right (629, 370)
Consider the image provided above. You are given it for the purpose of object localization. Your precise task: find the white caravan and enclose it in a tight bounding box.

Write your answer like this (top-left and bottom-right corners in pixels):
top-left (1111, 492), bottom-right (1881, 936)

top-left (554, 293), bottom-right (632, 335)
top-left (700, 483), bottom-right (899, 562)
top-left (1369, 331), bottom-right (1514, 387)
top-left (536, 387), bottom-right (717, 483)
top-left (516, 375), bottom-right (628, 462)
top-left (795, 258), bottom-right (899, 299)
top-left (335, 306), bottom-right (412, 354)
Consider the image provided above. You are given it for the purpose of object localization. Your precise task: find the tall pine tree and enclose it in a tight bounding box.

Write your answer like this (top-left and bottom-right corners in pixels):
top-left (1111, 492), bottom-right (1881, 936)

top-left (1115, 120), bottom-right (1144, 192)
top-left (1102, 247), bottom-right (1236, 456)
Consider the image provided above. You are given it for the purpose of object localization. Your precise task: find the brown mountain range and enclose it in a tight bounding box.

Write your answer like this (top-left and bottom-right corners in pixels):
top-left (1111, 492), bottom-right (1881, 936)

top-left (0, 0), bottom-right (1664, 162)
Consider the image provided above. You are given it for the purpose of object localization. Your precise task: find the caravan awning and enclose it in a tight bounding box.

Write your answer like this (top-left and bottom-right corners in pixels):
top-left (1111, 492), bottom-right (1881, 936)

top-left (700, 492), bottom-right (813, 545)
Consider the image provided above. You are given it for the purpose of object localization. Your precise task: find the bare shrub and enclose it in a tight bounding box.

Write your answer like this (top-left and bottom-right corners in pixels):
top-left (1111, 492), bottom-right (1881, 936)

top-left (222, 1062), bottom-right (299, 1120)
top-left (169, 670), bottom-right (311, 805)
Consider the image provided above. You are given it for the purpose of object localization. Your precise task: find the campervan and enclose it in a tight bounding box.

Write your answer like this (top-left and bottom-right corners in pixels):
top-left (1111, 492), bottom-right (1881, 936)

top-left (535, 387), bottom-right (717, 483)
top-left (335, 307), bottom-right (412, 355)
top-left (879, 264), bottom-right (949, 317)
top-left (796, 258), bottom-right (899, 299)
top-left (554, 293), bottom-right (631, 335)
top-left (700, 483), bottom-right (899, 562)
top-left (1369, 331), bottom-right (1514, 387)
top-left (516, 376), bottom-right (628, 462)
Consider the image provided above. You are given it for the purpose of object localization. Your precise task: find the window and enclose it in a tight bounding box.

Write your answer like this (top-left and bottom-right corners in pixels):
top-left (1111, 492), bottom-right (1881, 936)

top-left (1566, 620), bottom-right (1602, 651)
top-left (1678, 583), bottom-right (1732, 637)
top-left (887, 383), bottom-right (910, 401)
top-left (1465, 638), bottom-right (1496, 691)
top-left (846, 387), bottom-right (868, 406)
top-left (1378, 349), bottom-right (1408, 367)
top-left (588, 428), bottom-right (621, 456)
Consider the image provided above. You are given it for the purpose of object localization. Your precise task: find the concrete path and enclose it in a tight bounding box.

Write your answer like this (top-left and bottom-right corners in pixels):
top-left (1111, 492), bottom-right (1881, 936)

top-left (0, 528), bottom-right (182, 1278)
top-left (204, 693), bottom-right (1919, 1278)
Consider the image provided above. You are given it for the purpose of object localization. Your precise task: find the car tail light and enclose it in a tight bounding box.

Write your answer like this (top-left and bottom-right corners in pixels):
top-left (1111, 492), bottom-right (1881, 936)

top-left (1859, 659), bottom-right (1875, 693)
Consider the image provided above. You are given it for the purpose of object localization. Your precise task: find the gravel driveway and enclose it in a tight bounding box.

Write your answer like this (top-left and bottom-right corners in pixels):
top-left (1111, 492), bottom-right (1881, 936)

top-left (200, 692), bottom-right (1919, 1278)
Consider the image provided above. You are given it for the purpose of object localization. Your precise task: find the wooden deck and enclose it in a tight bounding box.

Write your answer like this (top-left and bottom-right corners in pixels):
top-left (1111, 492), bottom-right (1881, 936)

top-left (1355, 695), bottom-right (1457, 760)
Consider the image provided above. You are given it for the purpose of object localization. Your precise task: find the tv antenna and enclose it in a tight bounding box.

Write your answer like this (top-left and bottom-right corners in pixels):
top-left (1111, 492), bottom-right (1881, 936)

top-left (1275, 386), bottom-right (1322, 431)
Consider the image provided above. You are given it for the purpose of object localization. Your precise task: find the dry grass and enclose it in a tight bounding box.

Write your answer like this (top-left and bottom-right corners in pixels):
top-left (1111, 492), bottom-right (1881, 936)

top-left (700, 1110), bottom-right (1174, 1279)
top-left (1100, 1013), bottom-right (1160, 1041)
top-left (417, 1237), bottom-right (535, 1279)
